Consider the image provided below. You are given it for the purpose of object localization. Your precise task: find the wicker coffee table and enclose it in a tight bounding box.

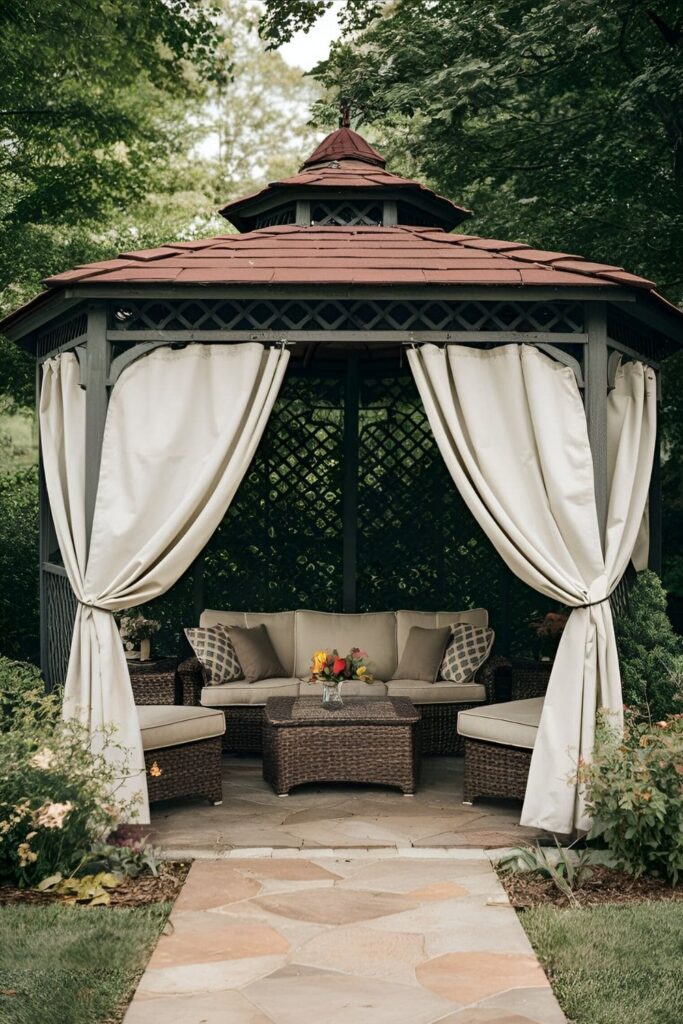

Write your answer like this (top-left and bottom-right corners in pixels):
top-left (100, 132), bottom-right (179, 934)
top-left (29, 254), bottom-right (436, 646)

top-left (263, 697), bottom-right (421, 796)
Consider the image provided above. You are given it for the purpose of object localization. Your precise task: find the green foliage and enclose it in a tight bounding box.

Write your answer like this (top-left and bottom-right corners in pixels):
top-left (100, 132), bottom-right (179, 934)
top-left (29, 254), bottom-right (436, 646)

top-left (0, 901), bottom-right (172, 1024)
top-left (37, 870), bottom-right (122, 906)
top-left (614, 570), bottom-right (683, 718)
top-left (0, 712), bottom-right (138, 887)
top-left (523, 902), bottom-right (683, 1024)
top-left (0, 656), bottom-right (58, 734)
top-left (83, 839), bottom-right (162, 880)
top-left (580, 709), bottom-right (683, 883)
top-left (0, 468), bottom-right (39, 662)
top-left (498, 838), bottom-right (595, 905)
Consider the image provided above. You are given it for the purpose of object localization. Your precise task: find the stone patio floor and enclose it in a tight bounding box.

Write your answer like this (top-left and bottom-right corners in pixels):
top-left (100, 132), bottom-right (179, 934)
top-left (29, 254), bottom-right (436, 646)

top-left (123, 851), bottom-right (567, 1024)
top-left (149, 756), bottom-right (543, 855)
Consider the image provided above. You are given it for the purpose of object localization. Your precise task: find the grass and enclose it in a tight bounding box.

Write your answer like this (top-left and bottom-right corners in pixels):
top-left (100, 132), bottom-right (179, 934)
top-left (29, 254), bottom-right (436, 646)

top-left (0, 402), bottom-right (37, 475)
top-left (522, 901), bottom-right (683, 1024)
top-left (0, 901), bottom-right (171, 1024)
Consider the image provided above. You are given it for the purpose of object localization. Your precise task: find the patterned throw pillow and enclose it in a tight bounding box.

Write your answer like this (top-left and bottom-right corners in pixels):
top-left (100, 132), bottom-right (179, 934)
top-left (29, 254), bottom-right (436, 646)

top-left (439, 624), bottom-right (494, 684)
top-left (184, 625), bottom-right (243, 685)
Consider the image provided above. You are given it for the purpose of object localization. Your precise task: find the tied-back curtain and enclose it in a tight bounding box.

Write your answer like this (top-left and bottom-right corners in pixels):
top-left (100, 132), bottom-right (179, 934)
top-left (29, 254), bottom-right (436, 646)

top-left (40, 343), bottom-right (289, 822)
top-left (408, 344), bottom-right (656, 833)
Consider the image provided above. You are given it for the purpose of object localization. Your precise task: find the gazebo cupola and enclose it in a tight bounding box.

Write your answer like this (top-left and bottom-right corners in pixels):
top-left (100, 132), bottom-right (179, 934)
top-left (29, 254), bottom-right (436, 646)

top-left (219, 125), bottom-right (472, 231)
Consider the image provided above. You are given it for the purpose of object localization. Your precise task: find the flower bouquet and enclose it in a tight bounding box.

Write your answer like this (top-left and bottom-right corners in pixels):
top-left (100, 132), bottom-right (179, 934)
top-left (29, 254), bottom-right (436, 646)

top-left (309, 647), bottom-right (374, 709)
top-left (119, 612), bottom-right (160, 662)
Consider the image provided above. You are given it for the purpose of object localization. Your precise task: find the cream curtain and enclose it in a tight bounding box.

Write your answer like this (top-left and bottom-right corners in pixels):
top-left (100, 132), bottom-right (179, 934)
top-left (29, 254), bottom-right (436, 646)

top-left (408, 344), bottom-right (656, 833)
top-left (40, 343), bottom-right (289, 822)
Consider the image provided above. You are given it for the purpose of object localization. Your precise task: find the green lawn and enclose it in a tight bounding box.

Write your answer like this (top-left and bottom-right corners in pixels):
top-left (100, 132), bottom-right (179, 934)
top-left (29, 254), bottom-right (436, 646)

top-left (522, 901), bottom-right (683, 1024)
top-left (0, 902), bottom-right (171, 1024)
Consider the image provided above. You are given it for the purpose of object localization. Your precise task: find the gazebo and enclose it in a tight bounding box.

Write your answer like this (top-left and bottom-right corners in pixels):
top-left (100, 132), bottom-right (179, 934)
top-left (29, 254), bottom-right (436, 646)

top-left (2, 123), bottom-right (682, 830)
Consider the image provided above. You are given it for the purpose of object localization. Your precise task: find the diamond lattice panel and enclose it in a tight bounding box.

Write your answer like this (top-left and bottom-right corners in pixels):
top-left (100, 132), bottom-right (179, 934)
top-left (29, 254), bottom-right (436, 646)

top-left (204, 373), bottom-right (345, 612)
top-left (45, 571), bottom-right (77, 688)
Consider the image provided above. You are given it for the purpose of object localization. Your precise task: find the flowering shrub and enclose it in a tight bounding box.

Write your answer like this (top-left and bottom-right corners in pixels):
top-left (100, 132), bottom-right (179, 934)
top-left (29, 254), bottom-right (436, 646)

top-left (0, 717), bottom-right (138, 888)
top-left (580, 709), bottom-right (683, 883)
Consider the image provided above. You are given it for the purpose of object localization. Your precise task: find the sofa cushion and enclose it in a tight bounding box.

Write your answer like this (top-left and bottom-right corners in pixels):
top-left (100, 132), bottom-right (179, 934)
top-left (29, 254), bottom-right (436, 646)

top-left (392, 626), bottom-right (451, 683)
top-left (201, 677), bottom-right (299, 706)
top-left (294, 610), bottom-right (397, 681)
top-left (396, 609), bottom-right (488, 658)
top-left (387, 680), bottom-right (487, 704)
top-left (227, 624), bottom-right (285, 682)
top-left (138, 705), bottom-right (226, 751)
top-left (456, 697), bottom-right (543, 749)
top-left (184, 625), bottom-right (242, 684)
top-left (200, 610), bottom-right (295, 676)
top-left (440, 624), bottom-right (495, 684)
top-left (301, 679), bottom-right (388, 699)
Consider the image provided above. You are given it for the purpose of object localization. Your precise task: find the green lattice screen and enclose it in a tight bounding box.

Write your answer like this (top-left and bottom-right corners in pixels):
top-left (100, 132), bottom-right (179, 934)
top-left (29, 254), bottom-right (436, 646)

top-left (149, 363), bottom-right (552, 656)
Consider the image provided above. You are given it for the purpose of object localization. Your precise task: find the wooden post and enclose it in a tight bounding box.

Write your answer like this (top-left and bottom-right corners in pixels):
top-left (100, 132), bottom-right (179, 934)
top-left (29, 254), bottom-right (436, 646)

top-left (37, 360), bottom-right (50, 683)
top-left (296, 200), bottom-right (311, 226)
top-left (342, 353), bottom-right (360, 612)
top-left (584, 303), bottom-right (609, 551)
top-left (84, 304), bottom-right (111, 556)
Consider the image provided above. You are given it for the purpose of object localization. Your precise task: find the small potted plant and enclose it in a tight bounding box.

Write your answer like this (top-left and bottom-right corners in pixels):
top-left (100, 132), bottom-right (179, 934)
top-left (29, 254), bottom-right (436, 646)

top-left (309, 647), bottom-right (374, 710)
top-left (119, 612), bottom-right (160, 662)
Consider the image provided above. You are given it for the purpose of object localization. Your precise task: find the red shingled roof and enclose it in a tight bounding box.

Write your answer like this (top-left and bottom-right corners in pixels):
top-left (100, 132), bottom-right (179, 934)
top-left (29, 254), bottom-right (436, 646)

top-left (41, 225), bottom-right (658, 291)
top-left (219, 160), bottom-right (471, 229)
top-left (302, 127), bottom-right (386, 168)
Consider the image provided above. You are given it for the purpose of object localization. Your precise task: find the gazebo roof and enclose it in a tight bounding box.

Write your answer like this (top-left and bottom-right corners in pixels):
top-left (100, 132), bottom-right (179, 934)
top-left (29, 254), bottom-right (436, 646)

top-left (1, 124), bottom-right (682, 343)
top-left (40, 224), bottom-right (658, 291)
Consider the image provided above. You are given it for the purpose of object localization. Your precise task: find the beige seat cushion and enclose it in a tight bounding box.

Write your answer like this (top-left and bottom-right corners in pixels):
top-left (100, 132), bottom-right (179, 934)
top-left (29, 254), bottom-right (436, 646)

top-left (294, 610), bottom-right (397, 681)
top-left (301, 679), bottom-right (388, 699)
top-left (138, 705), bottom-right (226, 751)
top-left (387, 680), bottom-right (486, 704)
top-left (396, 609), bottom-right (488, 659)
top-left (201, 677), bottom-right (299, 707)
top-left (200, 610), bottom-right (295, 676)
top-left (456, 697), bottom-right (544, 749)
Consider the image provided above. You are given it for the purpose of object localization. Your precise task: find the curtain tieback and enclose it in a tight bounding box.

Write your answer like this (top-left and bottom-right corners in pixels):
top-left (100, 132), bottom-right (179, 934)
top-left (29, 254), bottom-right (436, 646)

top-left (576, 594), bottom-right (611, 608)
top-left (78, 598), bottom-right (109, 612)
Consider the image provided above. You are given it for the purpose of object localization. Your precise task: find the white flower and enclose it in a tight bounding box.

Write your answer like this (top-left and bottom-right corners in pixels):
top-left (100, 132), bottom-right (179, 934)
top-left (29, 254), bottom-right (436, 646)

top-left (30, 748), bottom-right (56, 770)
top-left (34, 801), bottom-right (74, 829)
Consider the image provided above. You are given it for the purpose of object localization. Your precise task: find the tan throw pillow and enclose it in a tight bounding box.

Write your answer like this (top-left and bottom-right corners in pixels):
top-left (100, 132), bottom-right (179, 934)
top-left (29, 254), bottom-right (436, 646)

top-left (184, 625), bottom-right (242, 685)
top-left (440, 624), bottom-right (495, 683)
top-left (391, 626), bottom-right (451, 683)
top-left (227, 624), bottom-right (285, 683)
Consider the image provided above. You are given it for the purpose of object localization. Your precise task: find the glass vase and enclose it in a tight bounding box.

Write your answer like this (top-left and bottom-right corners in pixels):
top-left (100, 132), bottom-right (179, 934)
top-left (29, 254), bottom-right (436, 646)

top-left (321, 681), bottom-right (343, 711)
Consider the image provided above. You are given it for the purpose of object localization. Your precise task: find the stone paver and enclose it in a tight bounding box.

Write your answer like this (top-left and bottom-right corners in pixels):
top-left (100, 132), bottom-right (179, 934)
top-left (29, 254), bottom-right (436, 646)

top-left (149, 756), bottom-right (541, 854)
top-left (124, 854), bottom-right (566, 1024)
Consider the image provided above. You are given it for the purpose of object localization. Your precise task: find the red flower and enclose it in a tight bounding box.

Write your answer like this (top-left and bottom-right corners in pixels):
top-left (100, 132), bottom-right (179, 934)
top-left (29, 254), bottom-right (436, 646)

top-left (333, 657), bottom-right (346, 676)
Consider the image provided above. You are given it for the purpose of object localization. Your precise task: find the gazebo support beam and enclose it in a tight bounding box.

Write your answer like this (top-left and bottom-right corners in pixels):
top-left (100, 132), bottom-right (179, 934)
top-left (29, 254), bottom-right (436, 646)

top-left (585, 303), bottom-right (609, 551)
top-left (84, 304), bottom-right (111, 554)
top-left (342, 352), bottom-right (360, 612)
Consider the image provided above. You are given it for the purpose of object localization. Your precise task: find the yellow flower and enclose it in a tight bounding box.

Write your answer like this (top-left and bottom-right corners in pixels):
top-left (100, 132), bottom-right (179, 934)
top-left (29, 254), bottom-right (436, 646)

top-left (17, 842), bottom-right (38, 867)
top-left (311, 650), bottom-right (328, 675)
top-left (356, 665), bottom-right (366, 676)
top-left (149, 762), bottom-right (163, 778)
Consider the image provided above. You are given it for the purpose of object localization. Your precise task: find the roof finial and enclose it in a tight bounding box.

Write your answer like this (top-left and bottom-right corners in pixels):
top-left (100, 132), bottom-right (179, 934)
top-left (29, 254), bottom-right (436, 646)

top-left (339, 97), bottom-right (351, 129)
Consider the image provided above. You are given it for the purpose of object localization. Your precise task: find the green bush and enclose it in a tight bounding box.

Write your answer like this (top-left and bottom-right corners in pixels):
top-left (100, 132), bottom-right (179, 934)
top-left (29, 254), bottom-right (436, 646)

top-left (580, 709), bottom-right (683, 883)
top-left (0, 655), bottom-right (58, 733)
top-left (614, 570), bottom-right (683, 719)
top-left (0, 467), bottom-right (39, 662)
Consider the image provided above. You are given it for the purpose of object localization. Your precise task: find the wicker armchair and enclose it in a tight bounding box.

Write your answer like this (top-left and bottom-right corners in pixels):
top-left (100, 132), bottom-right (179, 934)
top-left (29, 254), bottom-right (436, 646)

top-left (177, 652), bottom-right (511, 757)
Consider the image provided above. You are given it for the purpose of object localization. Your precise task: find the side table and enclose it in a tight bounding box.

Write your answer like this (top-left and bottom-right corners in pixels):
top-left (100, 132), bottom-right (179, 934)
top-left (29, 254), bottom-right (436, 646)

top-left (509, 659), bottom-right (553, 701)
top-left (127, 657), bottom-right (179, 705)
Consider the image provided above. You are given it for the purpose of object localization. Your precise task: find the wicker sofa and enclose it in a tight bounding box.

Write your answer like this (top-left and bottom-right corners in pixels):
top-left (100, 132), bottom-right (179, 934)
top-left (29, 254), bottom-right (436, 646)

top-left (178, 608), bottom-right (508, 756)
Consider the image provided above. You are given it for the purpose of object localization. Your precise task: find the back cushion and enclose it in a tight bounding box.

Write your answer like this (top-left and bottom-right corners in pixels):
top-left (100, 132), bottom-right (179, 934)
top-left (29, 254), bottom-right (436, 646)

top-left (199, 610), bottom-right (295, 676)
top-left (396, 609), bottom-right (489, 659)
top-left (294, 610), bottom-right (398, 680)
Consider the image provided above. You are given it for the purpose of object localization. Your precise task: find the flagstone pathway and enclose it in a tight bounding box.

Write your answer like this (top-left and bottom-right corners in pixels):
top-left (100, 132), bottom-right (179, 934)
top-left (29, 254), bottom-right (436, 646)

top-left (124, 851), bottom-right (566, 1024)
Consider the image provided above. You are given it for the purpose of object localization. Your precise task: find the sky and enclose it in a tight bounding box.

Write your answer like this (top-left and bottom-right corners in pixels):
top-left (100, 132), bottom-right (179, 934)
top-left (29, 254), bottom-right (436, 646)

top-left (278, 4), bottom-right (343, 72)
